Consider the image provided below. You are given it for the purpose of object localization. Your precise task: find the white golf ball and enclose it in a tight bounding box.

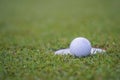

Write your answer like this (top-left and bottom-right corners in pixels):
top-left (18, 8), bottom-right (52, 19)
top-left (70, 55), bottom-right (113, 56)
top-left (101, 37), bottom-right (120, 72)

top-left (70, 37), bottom-right (92, 57)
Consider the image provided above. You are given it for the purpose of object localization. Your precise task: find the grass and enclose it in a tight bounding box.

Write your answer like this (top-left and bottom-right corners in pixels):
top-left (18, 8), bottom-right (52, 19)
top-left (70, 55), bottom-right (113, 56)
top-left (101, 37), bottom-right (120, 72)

top-left (0, 0), bottom-right (120, 80)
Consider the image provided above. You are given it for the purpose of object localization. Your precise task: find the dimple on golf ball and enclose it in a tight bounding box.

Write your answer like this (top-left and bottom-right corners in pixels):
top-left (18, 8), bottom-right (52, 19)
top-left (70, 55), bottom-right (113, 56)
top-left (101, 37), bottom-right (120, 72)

top-left (70, 37), bottom-right (92, 57)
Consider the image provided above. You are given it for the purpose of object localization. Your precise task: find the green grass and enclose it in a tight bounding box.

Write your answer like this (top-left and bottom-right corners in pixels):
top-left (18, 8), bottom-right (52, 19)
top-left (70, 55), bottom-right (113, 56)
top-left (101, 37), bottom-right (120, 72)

top-left (0, 0), bottom-right (120, 80)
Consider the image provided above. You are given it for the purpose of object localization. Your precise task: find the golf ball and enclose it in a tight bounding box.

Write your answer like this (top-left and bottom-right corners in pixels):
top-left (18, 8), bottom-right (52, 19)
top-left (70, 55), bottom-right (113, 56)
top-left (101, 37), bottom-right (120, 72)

top-left (70, 37), bottom-right (92, 57)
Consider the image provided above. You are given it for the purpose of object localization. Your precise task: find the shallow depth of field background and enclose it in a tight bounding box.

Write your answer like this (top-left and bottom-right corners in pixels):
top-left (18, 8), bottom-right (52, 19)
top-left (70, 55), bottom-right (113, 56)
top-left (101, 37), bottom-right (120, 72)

top-left (0, 0), bottom-right (120, 80)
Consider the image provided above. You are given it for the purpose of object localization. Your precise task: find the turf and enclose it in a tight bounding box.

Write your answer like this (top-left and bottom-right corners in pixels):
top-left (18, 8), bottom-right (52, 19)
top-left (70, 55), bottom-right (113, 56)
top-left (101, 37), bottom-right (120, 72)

top-left (0, 0), bottom-right (120, 80)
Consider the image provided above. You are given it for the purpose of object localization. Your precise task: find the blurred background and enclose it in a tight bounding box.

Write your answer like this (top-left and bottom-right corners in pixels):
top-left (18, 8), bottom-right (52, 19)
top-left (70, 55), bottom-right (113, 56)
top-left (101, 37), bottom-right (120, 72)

top-left (0, 0), bottom-right (120, 40)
